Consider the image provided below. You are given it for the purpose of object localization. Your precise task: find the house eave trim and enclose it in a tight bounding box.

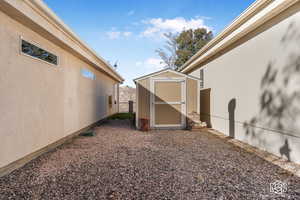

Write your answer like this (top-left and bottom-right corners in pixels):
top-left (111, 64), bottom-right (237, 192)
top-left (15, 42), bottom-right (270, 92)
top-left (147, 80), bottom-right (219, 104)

top-left (1, 0), bottom-right (124, 82)
top-left (179, 0), bottom-right (298, 73)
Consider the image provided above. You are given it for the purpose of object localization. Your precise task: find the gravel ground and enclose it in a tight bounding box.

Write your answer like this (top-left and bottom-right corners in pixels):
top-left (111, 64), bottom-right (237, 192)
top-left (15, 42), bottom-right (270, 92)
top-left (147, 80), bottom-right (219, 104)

top-left (1, 120), bottom-right (300, 200)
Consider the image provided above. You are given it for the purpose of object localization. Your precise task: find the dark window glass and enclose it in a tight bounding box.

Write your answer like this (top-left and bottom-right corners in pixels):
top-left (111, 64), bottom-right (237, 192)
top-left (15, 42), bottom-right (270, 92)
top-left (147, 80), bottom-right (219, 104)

top-left (21, 40), bottom-right (58, 65)
top-left (200, 69), bottom-right (204, 88)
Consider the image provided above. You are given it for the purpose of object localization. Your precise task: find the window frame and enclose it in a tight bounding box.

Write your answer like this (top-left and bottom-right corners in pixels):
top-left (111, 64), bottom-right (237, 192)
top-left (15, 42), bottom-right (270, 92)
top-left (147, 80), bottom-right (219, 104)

top-left (19, 36), bottom-right (59, 67)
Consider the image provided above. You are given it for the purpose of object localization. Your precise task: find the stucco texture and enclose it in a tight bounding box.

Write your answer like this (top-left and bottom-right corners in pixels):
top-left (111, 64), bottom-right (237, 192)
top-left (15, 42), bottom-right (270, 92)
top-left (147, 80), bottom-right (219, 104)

top-left (0, 10), bottom-right (119, 168)
top-left (189, 3), bottom-right (300, 164)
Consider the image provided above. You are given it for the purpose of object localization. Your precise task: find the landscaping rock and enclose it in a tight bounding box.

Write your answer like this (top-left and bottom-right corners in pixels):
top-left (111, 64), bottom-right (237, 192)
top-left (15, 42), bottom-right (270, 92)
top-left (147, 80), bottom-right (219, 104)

top-left (0, 119), bottom-right (299, 199)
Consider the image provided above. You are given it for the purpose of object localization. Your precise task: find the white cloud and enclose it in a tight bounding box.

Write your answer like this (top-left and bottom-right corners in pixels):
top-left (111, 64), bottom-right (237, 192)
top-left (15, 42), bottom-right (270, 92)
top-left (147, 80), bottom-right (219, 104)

top-left (123, 32), bottom-right (132, 37)
top-left (145, 58), bottom-right (165, 70)
top-left (136, 58), bottom-right (166, 71)
top-left (195, 15), bottom-right (212, 20)
top-left (127, 10), bottom-right (135, 16)
top-left (106, 31), bottom-right (121, 39)
top-left (141, 17), bottom-right (210, 38)
top-left (106, 31), bottom-right (132, 39)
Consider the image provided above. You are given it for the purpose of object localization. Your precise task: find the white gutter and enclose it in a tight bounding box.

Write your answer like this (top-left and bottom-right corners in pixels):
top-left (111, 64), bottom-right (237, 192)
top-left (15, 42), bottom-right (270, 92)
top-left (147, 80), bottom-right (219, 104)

top-left (180, 0), bottom-right (299, 73)
top-left (1, 0), bottom-right (124, 82)
top-left (30, 0), bottom-right (124, 82)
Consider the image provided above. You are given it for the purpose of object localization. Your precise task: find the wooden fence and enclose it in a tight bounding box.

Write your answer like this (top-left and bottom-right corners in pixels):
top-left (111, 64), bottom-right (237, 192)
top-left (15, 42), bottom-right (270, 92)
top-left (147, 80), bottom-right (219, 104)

top-left (119, 101), bottom-right (136, 113)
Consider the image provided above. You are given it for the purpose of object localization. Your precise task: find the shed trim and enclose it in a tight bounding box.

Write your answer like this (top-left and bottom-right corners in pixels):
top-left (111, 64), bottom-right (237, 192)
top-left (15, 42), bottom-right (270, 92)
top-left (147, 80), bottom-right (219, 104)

top-left (135, 82), bottom-right (139, 128)
top-left (133, 68), bottom-right (200, 83)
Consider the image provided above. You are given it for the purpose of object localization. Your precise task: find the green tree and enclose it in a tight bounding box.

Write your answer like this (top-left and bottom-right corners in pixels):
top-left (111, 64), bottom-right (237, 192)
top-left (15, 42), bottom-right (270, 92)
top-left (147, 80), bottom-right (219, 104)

top-left (156, 28), bottom-right (213, 70)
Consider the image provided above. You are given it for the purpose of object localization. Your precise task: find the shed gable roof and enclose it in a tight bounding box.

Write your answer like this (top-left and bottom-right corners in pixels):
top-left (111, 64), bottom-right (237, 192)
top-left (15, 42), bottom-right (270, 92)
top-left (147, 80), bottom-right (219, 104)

top-left (133, 69), bottom-right (200, 83)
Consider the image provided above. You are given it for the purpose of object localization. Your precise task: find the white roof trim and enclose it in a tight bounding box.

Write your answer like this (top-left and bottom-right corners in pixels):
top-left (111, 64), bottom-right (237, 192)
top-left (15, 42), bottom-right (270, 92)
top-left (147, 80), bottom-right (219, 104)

top-left (133, 69), bottom-right (200, 83)
top-left (0, 0), bottom-right (124, 82)
top-left (31, 0), bottom-right (124, 82)
top-left (179, 0), bottom-right (298, 73)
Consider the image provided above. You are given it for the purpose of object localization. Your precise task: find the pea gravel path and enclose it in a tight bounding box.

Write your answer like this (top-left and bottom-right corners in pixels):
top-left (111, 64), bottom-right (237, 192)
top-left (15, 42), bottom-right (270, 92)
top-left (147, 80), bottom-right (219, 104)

top-left (1, 120), bottom-right (300, 200)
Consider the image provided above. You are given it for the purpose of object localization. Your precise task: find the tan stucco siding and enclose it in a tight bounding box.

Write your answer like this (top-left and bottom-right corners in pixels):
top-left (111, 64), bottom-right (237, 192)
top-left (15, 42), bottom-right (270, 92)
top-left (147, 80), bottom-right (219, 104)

top-left (0, 10), bottom-right (119, 168)
top-left (188, 3), bottom-right (300, 164)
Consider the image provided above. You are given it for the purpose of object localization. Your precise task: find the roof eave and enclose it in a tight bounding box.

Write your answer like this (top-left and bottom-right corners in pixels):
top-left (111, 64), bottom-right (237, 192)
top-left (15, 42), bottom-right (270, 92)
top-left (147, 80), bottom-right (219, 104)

top-left (0, 0), bottom-right (124, 83)
top-left (179, 0), bottom-right (298, 74)
top-left (30, 0), bottom-right (124, 82)
top-left (133, 68), bottom-right (200, 83)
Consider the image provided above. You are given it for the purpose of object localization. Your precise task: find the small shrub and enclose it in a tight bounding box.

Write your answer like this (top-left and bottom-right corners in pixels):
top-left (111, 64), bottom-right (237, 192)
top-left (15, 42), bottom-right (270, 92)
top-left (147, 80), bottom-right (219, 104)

top-left (108, 113), bottom-right (135, 120)
top-left (79, 130), bottom-right (95, 137)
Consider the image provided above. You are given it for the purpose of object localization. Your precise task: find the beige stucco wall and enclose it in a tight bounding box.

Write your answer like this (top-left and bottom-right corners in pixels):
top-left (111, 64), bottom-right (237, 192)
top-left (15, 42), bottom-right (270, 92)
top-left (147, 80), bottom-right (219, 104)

top-left (136, 71), bottom-right (198, 129)
top-left (0, 10), bottom-right (119, 168)
top-left (189, 3), bottom-right (300, 164)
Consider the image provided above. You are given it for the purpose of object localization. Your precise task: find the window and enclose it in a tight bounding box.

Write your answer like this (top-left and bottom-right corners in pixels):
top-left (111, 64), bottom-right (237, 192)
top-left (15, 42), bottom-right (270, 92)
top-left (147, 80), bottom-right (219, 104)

top-left (200, 69), bottom-right (204, 88)
top-left (21, 39), bottom-right (58, 65)
top-left (81, 68), bottom-right (95, 80)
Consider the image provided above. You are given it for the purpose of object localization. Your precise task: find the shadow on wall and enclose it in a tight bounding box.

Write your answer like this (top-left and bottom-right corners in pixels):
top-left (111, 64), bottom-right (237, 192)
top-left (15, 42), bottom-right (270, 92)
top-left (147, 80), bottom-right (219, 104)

top-left (243, 21), bottom-right (300, 162)
top-left (228, 98), bottom-right (236, 138)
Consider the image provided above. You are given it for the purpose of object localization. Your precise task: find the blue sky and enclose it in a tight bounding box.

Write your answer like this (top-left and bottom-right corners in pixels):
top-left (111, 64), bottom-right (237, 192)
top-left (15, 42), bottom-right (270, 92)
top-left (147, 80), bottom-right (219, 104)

top-left (44, 0), bottom-right (255, 86)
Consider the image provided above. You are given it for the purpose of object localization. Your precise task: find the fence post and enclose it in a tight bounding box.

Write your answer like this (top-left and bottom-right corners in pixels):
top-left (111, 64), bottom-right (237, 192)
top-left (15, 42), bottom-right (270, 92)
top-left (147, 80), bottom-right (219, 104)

top-left (129, 100), bottom-right (133, 113)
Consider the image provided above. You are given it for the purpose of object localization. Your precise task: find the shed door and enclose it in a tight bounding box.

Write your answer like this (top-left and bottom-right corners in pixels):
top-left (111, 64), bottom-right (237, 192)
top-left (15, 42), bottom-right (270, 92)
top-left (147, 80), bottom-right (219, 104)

top-left (150, 79), bottom-right (186, 128)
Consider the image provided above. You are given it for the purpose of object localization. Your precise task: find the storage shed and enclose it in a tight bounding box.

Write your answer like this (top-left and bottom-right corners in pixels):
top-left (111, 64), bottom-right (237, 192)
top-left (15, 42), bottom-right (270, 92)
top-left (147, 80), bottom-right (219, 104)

top-left (134, 69), bottom-right (200, 130)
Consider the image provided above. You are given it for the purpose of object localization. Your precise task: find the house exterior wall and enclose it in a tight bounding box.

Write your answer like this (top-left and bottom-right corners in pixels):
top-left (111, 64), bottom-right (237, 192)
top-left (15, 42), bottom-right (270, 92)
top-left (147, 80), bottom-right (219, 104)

top-left (136, 70), bottom-right (198, 129)
top-left (188, 3), bottom-right (300, 164)
top-left (0, 9), bottom-right (119, 168)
